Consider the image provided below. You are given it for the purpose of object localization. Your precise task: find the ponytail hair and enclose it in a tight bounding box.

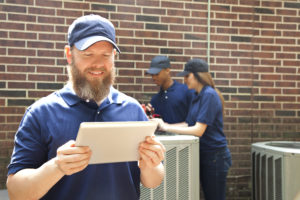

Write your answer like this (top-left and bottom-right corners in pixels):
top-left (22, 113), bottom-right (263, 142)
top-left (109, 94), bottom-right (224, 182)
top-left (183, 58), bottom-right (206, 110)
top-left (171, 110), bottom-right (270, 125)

top-left (194, 72), bottom-right (225, 115)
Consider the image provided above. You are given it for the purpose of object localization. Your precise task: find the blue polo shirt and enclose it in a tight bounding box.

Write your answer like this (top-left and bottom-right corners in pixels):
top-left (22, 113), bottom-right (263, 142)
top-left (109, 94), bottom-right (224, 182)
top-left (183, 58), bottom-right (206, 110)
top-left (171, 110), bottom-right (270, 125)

top-left (7, 84), bottom-right (148, 200)
top-left (186, 86), bottom-right (227, 152)
top-left (150, 80), bottom-right (194, 124)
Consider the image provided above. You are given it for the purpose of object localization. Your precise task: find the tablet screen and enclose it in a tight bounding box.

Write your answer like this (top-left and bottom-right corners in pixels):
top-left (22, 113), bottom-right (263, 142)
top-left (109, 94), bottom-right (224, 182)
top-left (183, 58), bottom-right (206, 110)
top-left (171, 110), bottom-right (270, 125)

top-left (75, 121), bottom-right (158, 164)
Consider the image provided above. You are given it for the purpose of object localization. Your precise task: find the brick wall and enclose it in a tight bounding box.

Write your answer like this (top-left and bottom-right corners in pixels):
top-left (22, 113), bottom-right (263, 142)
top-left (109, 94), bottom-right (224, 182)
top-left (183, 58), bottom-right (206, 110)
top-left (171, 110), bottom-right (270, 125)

top-left (0, 0), bottom-right (299, 199)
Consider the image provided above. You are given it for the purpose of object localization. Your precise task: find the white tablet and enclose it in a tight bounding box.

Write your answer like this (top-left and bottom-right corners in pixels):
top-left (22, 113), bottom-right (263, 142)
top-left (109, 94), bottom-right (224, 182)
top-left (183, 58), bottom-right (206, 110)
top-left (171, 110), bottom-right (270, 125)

top-left (75, 121), bottom-right (158, 164)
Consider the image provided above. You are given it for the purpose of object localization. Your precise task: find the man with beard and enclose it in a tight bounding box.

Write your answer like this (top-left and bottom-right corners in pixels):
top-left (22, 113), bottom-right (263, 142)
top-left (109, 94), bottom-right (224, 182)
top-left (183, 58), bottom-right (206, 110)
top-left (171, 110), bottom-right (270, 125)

top-left (6, 14), bottom-right (165, 200)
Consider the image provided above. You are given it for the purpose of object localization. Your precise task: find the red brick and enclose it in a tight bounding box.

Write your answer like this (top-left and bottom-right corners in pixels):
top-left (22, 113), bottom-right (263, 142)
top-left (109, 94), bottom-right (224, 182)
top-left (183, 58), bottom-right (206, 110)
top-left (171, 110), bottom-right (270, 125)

top-left (143, 8), bottom-right (165, 15)
top-left (261, 15), bottom-right (282, 22)
top-left (8, 48), bottom-right (36, 56)
top-left (28, 58), bottom-right (55, 65)
top-left (111, 13), bottom-right (134, 21)
top-left (0, 40), bottom-right (25, 48)
top-left (37, 50), bottom-right (64, 57)
top-left (261, 88), bottom-right (281, 94)
top-left (261, 45), bottom-right (281, 51)
top-left (119, 21), bottom-right (143, 29)
top-left (136, 0), bottom-right (159, 7)
top-left (27, 41), bottom-right (54, 49)
top-left (135, 47), bottom-right (159, 54)
top-left (276, 81), bottom-right (296, 87)
top-left (7, 65), bottom-right (35, 73)
top-left (64, 2), bottom-right (89, 10)
top-left (9, 32), bottom-right (37, 40)
top-left (275, 96), bottom-right (296, 102)
top-left (216, 43), bottom-right (237, 50)
top-left (0, 124), bottom-right (19, 132)
top-left (161, 17), bottom-right (184, 24)
top-left (37, 66), bottom-right (64, 74)
top-left (135, 30), bottom-right (158, 38)
top-left (283, 60), bottom-right (300, 66)
top-left (8, 82), bottom-right (35, 89)
top-left (262, 1), bottom-right (282, 7)
top-left (170, 24), bottom-right (192, 32)
top-left (39, 33), bottom-right (65, 41)
top-left (261, 30), bottom-right (281, 37)
top-left (284, 16), bottom-right (300, 23)
top-left (28, 7), bottom-right (56, 15)
top-left (8, 13), bottom-right (36, 22)
top-left (276, 23), bottom-right (297, 30)
top-left (232, 21), bottom-right (253, 28)
top-left (117, 5), bottom-right (141, 13)
top-left (38, 16), bottom-right (65, 24)
top-left (283, 89), bottom-right (300, 95)
top-left (26, 24), bottom-right (54, 32)
top-left (28, 74), bottom-right (55, 81)
top-left (1, 5), bottom-right (26, 13)
top-left (0, 57), bottom-right (26, 64)
top-left (28, 90), bottom-right (53, 98)
top-left (119, 84), bottom-right (142, 91)
top-left (0, 107), bottom-right (25, 114)
top-left (276, 53), bottom-right (296, 59)
top-left (36, 0), bottom-right (62, 8)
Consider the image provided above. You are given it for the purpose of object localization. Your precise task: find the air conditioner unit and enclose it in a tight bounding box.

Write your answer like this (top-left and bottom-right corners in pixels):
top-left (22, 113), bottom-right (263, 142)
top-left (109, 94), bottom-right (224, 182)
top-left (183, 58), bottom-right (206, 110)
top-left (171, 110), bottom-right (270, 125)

top-left (140, 135), bottom-right (200, 200)
top-left (251, 141), bottom-right (300, 200)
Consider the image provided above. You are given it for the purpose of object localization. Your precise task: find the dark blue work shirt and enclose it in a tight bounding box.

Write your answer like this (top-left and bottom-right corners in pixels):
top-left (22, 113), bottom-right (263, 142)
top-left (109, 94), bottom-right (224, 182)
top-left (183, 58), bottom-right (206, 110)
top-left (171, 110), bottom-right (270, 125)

top-left (186, 86), bottom-right (227, 152)
top-left (7, 84), bottom-right (148, 200)
top-left (150, 80), bottom-right (194, 124)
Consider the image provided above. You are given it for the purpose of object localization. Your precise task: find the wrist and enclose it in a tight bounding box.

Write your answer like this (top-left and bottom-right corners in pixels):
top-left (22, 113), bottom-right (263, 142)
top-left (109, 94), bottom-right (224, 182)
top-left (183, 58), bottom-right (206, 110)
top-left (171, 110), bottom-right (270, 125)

top-left (51, 157), bottom-right (65, 177)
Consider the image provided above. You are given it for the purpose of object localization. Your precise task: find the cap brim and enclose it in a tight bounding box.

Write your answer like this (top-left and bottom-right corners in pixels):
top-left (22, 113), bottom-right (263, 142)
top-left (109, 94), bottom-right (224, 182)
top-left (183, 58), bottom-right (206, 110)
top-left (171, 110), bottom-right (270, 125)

top-left (176, 71), bottom-right (190, 77)
top-left (74, 35), bottom-right (121, 53)
top-left (146, 67), bottom-right (163, 75)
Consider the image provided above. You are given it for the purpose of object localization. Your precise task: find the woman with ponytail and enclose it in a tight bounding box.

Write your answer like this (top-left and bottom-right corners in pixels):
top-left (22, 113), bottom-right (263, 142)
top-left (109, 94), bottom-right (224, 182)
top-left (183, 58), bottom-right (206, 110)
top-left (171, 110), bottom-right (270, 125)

top-left (153, 58), bottom-right (232, 200)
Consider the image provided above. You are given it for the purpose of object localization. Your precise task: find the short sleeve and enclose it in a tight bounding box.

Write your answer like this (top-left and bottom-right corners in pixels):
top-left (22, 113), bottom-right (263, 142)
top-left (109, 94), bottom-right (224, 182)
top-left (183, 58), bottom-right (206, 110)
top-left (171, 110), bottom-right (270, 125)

top-left (196, 92), bottom-right (220, 126)
top-left (7, 108), bottom-right (48, 175)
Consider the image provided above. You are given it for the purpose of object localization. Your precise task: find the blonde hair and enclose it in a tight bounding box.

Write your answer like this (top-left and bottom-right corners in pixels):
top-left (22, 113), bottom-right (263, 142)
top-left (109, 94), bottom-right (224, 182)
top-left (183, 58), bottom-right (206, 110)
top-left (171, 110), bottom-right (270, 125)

top-left (195, 72), bottom-right (225, 115)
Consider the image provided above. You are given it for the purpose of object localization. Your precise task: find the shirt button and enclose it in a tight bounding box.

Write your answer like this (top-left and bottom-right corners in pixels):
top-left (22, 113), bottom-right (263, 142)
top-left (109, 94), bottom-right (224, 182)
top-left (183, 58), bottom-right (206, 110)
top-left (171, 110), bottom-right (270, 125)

top-left (164, 91), bottom-right (167, 93)
top-left (165, 96), bottom-right (168, 99)
top-left (86, 99), bottom-right (90, 103)
top-left (97, 111), bottom-right (100, 114)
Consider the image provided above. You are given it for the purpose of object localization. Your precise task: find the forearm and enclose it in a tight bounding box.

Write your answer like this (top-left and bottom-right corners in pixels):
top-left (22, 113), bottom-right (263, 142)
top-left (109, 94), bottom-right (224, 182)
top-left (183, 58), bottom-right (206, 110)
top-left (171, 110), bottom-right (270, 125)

top-left (140, 162), bottom-right (164, 188)
top-left (163, 122), bottom-right (206, 137)
top-left (7, 158), bottom-right (64, 200)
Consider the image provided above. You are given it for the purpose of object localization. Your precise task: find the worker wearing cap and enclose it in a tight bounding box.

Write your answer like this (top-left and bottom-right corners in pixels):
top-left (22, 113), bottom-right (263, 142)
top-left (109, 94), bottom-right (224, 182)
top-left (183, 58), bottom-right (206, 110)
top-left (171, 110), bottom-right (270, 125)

top-left (146, 56), bottom-right (194, 124)
top-left (6, 15), bottom-right (165, 200)
top-left (153, 58), bottom-right (232, 200)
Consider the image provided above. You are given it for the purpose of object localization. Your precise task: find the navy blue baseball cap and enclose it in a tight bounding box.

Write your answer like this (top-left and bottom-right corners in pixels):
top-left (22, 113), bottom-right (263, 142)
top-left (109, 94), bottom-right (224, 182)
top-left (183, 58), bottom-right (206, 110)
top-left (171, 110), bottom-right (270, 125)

top-left (146, 56), bottom-right (171, 75)
top-left (68, 14), bottom-right (120, 53)
top-left (177, 58), bottom-right (208, 76)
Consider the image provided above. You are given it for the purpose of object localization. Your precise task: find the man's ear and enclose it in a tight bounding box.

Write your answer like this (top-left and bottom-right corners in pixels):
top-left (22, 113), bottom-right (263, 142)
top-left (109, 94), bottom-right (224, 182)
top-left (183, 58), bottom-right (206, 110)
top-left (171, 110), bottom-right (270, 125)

top-left (65, 45), bottom-right (72, 64)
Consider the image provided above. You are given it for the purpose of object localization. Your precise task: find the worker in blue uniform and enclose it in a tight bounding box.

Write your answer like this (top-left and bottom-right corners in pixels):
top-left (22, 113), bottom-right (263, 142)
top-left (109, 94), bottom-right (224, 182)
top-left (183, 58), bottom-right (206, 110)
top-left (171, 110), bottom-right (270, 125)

top-left (146, 55), bottom-right (194, 124)
top-left (6, 14), bottom-right (165, 200)
top-left (153, 58), bottom-right (232, 200)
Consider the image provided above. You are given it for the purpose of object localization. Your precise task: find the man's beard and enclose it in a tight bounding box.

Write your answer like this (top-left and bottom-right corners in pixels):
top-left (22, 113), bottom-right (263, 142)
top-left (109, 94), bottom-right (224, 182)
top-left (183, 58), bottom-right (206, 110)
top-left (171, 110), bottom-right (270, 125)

top-left (67, 58), bottom-right (115, 102)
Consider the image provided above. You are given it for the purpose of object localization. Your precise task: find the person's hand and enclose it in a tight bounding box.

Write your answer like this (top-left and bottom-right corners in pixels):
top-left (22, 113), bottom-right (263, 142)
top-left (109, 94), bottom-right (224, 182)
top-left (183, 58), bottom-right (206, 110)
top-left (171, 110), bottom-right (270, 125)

top-left (151, 118), bottom-right (166, 131)
top-left (54, 140), bottom-right (92, 176)
top-left (138, 136), bottom-right (166, 169)
top-left (145, 103), bottom-right (154, 118)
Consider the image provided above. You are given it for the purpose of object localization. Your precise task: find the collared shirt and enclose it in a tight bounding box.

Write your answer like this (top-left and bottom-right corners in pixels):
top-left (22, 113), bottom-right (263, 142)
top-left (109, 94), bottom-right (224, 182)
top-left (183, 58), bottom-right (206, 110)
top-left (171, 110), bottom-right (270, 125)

top-left (186, 85), bottom-right (227, 152)
top-left (150, 80), bottom-right (194, 124)
top-left (8, 84), bottom-right (148, 200)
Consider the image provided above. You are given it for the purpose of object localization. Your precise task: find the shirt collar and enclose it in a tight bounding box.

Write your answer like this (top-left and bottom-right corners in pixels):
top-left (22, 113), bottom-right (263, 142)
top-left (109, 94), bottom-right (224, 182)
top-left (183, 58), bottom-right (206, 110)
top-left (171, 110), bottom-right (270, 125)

top-left (159, 80), bottom-right (178, 93)
top-left (193, 85), bottom-right (210, 101)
